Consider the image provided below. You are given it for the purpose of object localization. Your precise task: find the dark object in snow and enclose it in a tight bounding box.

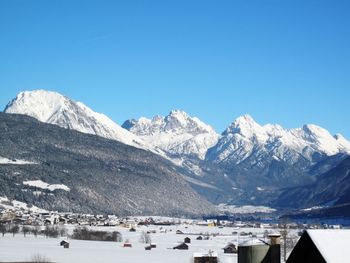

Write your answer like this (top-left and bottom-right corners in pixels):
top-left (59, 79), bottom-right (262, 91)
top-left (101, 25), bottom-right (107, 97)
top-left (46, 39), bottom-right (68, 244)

top-left (173, 242), bottom-right (189, 250)
top-left (223, 243), bottom-right (237, 254)
top-left (193, 251), bottom-right (218, 263)
top-left (184, 237), bottom-right (191, 243)
top-left (60, 240), bottom-right (69, 246)
top-left (145, 245), bottom-right (151, 250)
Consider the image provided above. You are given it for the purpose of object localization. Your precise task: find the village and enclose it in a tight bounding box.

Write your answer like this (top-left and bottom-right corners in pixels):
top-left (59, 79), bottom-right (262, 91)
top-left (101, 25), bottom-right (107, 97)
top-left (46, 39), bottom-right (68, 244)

top-left (1, 203), bottom-right (349, 263)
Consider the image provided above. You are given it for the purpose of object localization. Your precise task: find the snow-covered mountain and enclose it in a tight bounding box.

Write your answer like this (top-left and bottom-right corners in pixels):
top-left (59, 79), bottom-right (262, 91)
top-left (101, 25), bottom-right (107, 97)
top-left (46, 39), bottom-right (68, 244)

top-left (4, 90), bottom-right (155, 152)
top-left (122, 110), bottom-right (219, 160)
top-left (206, 114), bottom-right (350, 166)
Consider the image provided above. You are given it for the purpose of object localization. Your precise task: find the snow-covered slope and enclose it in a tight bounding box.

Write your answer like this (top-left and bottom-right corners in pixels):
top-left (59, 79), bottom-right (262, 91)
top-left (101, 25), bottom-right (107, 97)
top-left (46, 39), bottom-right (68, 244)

top-left (122, 110), bottom-right (219, 160)
top-left (207, 114), bottom-right (350, 165)
top-left (4, 90), bottom-right (156, 152)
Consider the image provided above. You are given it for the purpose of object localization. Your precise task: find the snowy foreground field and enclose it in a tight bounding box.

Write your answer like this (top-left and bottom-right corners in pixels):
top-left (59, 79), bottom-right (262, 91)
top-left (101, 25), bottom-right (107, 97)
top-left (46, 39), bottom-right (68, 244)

top-left (0, 224), bottom-right (273, 263)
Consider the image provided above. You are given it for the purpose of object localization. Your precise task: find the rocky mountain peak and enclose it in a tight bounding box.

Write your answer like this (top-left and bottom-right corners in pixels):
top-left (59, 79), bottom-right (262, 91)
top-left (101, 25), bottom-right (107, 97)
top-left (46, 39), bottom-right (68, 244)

top-left (4, 90), bottom-right (155, 152)
top-left (123, 110), bottom-right (219, 159)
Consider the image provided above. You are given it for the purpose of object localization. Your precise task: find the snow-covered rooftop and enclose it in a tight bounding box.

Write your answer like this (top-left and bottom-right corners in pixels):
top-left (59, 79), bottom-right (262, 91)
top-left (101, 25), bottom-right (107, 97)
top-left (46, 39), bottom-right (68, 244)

top-left (307, 230), bottom-right (350, 263)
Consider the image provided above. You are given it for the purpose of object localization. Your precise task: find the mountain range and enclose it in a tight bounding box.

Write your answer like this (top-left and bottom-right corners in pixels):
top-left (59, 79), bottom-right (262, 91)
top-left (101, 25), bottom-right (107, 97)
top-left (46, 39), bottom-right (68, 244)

top-left (2, 89), bottom-right (350, 217)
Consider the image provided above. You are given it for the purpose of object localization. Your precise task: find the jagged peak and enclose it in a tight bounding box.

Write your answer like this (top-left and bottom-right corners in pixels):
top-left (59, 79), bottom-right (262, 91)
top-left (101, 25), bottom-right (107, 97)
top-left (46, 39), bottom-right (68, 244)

top-left (138, 116), bottom-right (152, 124)
top-left (235, 114), bottom-right (255, 123)
top-left (224, 114), bottom-right (263, 137)
top-left (169, 109), bottom-right (189, 116)
top-left (126, 110), bottom-right (217, 135)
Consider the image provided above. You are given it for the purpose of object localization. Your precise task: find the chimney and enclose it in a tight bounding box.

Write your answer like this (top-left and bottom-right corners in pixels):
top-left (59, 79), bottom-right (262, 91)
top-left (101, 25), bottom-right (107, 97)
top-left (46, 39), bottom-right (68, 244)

top-left (267, 233), bottom-right (281, 263)
top-left (269, 233), bottom-right (281, 245)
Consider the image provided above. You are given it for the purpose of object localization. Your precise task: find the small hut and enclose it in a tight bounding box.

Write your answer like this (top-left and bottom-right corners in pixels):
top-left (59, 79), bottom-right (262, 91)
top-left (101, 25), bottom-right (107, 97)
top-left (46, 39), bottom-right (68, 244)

top-left (60, 240), bottom-right (69, 246)
top-left (184, 237), bottom-right (191, 244)
top-left (150, 243), bottom-right (157, 248)
top-left (145, 245), bottom-right (151, 250)
top-left (123, 243), bottom-right (132, 248)
top-left (193, 251), bottom-right (218, 263)
top-left (196, 236), bottom-right (203, 240)
top-left (176, 230), bottom-right (184, 234)
top-left (223, 243), bottom-right (237, 254)
top-left (173, 242), bottom-right (189, 250)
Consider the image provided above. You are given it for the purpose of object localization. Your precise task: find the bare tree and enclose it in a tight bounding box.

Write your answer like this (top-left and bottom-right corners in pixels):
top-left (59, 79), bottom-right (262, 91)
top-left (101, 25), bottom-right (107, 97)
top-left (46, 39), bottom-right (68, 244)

top-left (0, 222), bottom-right (6, 236)
top-left (32, 225), bottom-right (41, 237)
top-left (279, 218), bottom-right (290, 262)
top-left (22, 226), bottom-right (31, 237)
top-left (139, 231), bottom-right (151, 244)
top-left (59, 225), bottom-right (67, 237)
top-left (10, 224), bottom-right (20, 237)
top-left (30, 254), bottom-right (51, 263)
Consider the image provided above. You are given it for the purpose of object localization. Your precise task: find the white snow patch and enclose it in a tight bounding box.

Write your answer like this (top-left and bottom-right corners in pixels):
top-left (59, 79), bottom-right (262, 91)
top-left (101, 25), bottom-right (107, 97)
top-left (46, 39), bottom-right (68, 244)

top-left (302, 206), bottom-right (324, 211)
top-left (0, 196), bottom-right (48, 213)
top-left (23, 180), bottom-right (70, 191)
top-left (0, 156), bottom-right (37, 165)
top-left (182, 176), bottom-right (220, 190)
top-left (217, 204), bottom-right (276, 214)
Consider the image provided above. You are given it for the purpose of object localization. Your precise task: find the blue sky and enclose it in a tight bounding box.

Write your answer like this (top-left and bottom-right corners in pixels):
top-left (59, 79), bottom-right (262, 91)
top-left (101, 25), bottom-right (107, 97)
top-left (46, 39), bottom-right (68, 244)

top-left (1, 0), bottom-right (349, 137)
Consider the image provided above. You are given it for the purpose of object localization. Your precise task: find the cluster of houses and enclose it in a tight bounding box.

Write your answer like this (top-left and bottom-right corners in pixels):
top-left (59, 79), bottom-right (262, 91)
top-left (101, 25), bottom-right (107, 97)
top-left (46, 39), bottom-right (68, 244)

top-left (2, 204), bottom-right (350, 262)
top-left (0, 203), bottom-right (343, 231)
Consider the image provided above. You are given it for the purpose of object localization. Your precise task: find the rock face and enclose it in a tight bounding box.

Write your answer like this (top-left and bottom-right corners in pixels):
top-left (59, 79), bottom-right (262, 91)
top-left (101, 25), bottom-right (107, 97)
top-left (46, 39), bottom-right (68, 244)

top-left (4, 90), bottom-right (158, 153)
top-left (122, 110), bottom-right (219, 160)
top-left (0, 112), bottom-right (215, 216)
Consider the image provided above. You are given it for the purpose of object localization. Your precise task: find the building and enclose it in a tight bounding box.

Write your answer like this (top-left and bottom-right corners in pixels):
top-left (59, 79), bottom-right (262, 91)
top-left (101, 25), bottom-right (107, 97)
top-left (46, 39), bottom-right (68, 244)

top-left (193, 252), bottom-right (218, 263)
top-left (184, 237), bottom-right (191, 243)
top-left (287, 230), bottom-right (350, 263)
top-left (238, 234), bottom-right (281, 263)
top-left (223, 243), bottom-right (237, 254)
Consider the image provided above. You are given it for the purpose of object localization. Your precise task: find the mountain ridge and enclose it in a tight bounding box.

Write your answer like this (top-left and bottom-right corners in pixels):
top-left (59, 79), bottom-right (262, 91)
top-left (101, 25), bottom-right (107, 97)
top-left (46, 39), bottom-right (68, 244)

top-left (0, 112), bottom-right (215, 216)
top-left (4, 90), bottom-right (162, 155)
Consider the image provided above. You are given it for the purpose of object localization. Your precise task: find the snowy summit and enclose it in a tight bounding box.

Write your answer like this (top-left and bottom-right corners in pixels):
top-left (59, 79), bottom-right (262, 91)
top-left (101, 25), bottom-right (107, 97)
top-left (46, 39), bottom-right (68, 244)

top-left (207, 114), bottom-right (350, 165)
top-left (122, 110), bottom-right (219, 159)
top-left (4, 90), bottom-right (156, 152)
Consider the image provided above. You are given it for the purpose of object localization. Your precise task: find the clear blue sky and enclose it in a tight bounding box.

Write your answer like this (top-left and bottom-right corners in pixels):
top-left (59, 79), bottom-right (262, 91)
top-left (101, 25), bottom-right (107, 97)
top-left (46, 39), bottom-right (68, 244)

top-left (1, 0), bottom-right (349, 137)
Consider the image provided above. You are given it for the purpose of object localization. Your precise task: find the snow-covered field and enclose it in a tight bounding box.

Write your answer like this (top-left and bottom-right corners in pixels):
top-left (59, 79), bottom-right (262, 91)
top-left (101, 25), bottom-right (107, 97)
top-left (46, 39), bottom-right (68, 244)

top-left (0, 225), bottom-right (271, 263)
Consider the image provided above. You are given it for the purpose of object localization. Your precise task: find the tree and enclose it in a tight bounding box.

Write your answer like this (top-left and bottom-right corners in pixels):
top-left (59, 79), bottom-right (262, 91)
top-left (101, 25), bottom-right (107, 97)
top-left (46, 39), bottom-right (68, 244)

top-left (30, 254), bottom-right (51, 263)
top-left (10, 224), bottom-right (20, 237)
top-left (279, 218), bottom-right (290, 262)
top-left (0, 222), bottom-right (6, 236)
top-left (59, 225), bottom-right (67, 237)
top-left (139, 231), bottom-right (151, 244)
top-left (32, 225), bottom-right (41, 237)
top-left (22, 226), bottom-right (31, 237)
